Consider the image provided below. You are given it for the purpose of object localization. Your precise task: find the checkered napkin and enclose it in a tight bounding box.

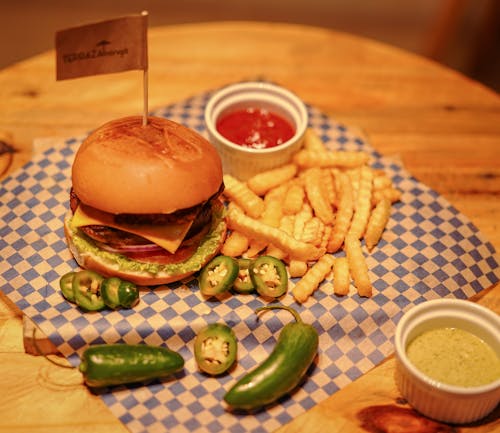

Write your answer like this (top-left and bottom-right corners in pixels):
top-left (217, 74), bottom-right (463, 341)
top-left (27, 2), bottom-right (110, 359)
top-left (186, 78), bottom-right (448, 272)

top-left (1, 89), bottom-right (499, 433)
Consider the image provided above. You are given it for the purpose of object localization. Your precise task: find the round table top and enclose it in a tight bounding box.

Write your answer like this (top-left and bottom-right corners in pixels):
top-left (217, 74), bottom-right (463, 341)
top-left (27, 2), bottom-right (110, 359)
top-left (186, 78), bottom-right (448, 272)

top-left (0, 22), bottom-right (498, 433)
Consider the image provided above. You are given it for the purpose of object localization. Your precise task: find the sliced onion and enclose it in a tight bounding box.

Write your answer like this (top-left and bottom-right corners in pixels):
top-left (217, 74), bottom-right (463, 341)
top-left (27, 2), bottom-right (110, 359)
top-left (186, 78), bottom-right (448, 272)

top-left (94, 240), bottom-right (166, 255)
top-left (93, 239), bottom-right (196, 265)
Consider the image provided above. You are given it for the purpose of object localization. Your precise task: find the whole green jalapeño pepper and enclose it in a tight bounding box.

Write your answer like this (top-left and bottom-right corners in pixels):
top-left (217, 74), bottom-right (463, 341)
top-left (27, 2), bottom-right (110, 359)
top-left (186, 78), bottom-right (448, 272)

top-left (224, 305), bottom-right (318, 410)
top-left (79, 343), bottom-right (185, 387)
top-left (199, 255), bottom-right (239, 296)
top-left (194, 323), bottom-right (238, 375)
top-left (72, 270), bottom-right (105, 311)
top-left (249, 256), bottom-right (288, 298)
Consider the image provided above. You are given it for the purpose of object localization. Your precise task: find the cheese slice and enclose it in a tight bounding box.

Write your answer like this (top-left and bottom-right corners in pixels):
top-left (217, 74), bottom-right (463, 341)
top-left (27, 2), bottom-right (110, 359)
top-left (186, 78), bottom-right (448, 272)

top-left (72, 204), bottom-right (194, 254)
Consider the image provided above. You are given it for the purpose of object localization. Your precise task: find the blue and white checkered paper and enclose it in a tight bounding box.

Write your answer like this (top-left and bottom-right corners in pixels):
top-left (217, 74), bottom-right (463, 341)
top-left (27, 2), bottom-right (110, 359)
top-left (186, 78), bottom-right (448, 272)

top-left (1, 89), bottom-right (499, 433)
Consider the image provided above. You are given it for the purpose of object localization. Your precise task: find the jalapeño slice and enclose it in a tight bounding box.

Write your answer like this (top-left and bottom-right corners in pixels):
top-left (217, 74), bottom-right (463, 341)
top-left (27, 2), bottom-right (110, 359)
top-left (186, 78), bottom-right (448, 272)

top-left (101, 277), bottom-right (139, 309)
top-left (101, 277), bottom-right (121, 309)
top-left (60, 271), bottom-right (76, 302)
top-left (199, 255), bottom-right (238, 296)
top-left (194, 323), bottom-right (237, 375)
top-left (117, 280), bottom-right (140, 308)
top-left (249, 255), bottom-right (288, 298)
top-left (232, 258), bottom-right (255, 294)
top-left (73, 270), bottom-right (105, 311)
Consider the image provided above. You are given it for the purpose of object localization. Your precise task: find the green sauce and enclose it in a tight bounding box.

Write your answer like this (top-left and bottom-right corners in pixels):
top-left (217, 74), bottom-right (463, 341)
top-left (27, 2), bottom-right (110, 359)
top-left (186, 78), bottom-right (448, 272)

top-left (406, 327), bottom-right (500, 387)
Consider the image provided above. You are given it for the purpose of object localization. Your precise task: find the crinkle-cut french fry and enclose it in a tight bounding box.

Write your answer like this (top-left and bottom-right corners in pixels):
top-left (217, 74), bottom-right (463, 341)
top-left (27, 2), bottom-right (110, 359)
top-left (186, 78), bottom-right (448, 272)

top-left (348, 166), bottom-right (373, 239)
top-left (327, 172), bottom-right (354, 252)
top-left (330, 168), bottom-right (341, 208)
top-left (279, 214), bottom-right (295, 235)
top-left (319, 168), bottom-right (336, 215)
top-left (283, 183), bottom-right (305, 215)
top-left (371, 187), bottom-right (401, 205)
top-left (322, 168), bottom-right (337, 206)
top-left (345, 167), bottom-right (361, 201)
top-left (304, 168), bottom-right (335, 225)
top-left (300, 217), bottom-right (322, 244)
top-left (227, 201), bottom-right (243, 213)
top-left (345, 234), bottom-right (372, 297)
top-left (296, 169), bottom-right (308, 184)
top-left (264, 183), bottom-right (289, 202)
top-left (320, 224), bottom-right (332, 250)
top-left (247, 164), bottom-right (298, 196)
top-left (226, 207), bottom-right (325, 262)
top-left (301, 202), bottom-right (314, 218)
top-left (313, 218), bottom-right (326, 247)
top-left (245, 239), bottom-right (268, 258)
top-left (261, 196), bottom-right (284, 228)
top-left (293, 149), bottom-right (369, 169)
top-left (260, 201), bottom-right (283, 227)
top-left (303, 128), bottom-right (326, 152)
top-left (223, 174), bottom-right (264, 219)
top-left (264, 214), bottom-right (295, 260)
top-left (293, 203), bottom-right (313, 241)
top-left (373, 173), bottom-right (393, 191)
top-left (260, 186), bottom-right (287, 254)
top-left (265, 244), bottom-right (287, 261)
top-left (333, 257), bottom-right (350, 296)
top-left (221, 230), bottom-right (249, 257)
top-left (292, 254), bottom-right (335, 303)
top-left (289, 259), bottom-right (308, 278)
top-left (365, 198), bottom-right (391, 251)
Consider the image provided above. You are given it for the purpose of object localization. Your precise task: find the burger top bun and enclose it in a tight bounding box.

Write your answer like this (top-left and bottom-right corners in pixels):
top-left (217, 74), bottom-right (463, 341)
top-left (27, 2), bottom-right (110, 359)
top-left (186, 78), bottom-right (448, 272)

top-left (72, 116), bottom-right (223, 214)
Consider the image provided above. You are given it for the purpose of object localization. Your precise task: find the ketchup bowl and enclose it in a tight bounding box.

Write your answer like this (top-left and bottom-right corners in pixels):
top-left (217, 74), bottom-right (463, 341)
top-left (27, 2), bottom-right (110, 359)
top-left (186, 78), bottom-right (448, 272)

top-left (204, 82), bottom-right (308, 180)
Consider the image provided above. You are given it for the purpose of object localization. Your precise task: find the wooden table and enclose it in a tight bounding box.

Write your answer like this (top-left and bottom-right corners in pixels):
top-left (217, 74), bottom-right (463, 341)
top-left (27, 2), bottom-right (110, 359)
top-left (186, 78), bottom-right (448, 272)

top-left (0, 22), bottom-right (498, 433)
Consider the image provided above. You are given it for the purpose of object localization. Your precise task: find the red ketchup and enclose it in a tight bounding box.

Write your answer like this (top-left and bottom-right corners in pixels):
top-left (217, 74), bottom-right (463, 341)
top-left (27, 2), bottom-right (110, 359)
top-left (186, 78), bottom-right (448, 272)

top-left (216, 107), bottom-right (295, 149)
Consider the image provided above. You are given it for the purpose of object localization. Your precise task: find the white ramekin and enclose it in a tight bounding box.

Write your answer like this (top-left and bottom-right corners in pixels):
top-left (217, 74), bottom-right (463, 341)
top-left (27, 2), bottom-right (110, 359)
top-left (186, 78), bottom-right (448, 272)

top-left (204, 81), bottom-right (308, 181)
top-left (394, 299), bottom-right (500, 424)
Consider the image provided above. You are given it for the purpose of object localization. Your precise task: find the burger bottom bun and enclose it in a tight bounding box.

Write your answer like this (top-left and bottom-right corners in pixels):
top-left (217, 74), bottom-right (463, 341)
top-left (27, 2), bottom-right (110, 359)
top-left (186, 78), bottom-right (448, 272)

top-left (63, 207), bottom-right (227, 286)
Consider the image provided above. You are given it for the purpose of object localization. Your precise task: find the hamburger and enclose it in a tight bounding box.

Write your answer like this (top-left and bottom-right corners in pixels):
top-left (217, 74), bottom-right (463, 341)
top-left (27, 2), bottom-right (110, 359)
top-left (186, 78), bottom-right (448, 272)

top-left (64, 115), bottom-right (227, 286)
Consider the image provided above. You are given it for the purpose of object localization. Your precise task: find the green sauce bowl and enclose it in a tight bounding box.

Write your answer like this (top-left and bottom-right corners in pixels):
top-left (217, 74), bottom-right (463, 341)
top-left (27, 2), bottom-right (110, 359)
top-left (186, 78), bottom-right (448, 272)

top-left (394, 299), bottom-right (500, 424)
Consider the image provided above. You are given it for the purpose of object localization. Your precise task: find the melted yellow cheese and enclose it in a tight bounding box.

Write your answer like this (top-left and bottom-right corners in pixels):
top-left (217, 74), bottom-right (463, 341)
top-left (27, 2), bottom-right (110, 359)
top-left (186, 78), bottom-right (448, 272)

top-left (72, 204), bottom-right (194, 254)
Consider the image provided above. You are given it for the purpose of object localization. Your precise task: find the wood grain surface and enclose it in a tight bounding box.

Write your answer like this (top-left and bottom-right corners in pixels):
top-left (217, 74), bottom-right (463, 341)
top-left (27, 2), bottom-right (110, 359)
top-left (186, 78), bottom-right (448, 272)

top-left (0, 22), bottom-right (498, 433)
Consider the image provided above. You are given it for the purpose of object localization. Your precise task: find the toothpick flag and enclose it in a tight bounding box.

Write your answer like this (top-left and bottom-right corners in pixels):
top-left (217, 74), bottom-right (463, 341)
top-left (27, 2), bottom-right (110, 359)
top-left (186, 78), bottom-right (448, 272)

top-left (55, 12), bottom-right (149, 124)
top-left (55, 13), bottom-right (148, 80)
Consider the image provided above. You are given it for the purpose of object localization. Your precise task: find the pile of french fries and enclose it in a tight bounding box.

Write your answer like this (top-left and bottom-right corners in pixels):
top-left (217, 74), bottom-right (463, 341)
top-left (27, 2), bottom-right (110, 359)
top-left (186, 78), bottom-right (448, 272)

top-left (220, 128), bottom-right (401, 303)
